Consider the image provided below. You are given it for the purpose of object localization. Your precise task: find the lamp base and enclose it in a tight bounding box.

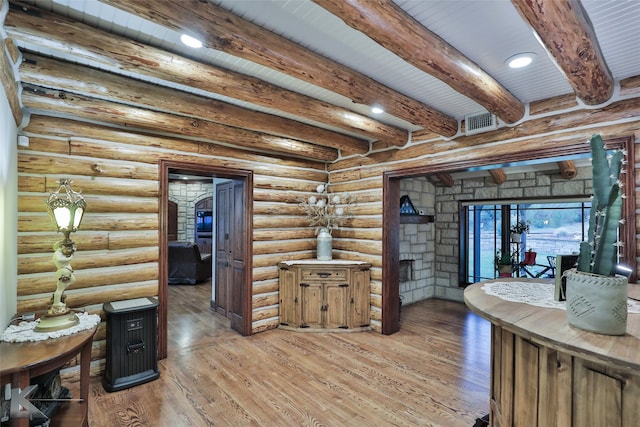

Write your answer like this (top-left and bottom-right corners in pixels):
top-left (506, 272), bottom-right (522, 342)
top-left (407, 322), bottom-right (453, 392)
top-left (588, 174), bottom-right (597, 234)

top-left (34, 312), bottom-right (80, 332)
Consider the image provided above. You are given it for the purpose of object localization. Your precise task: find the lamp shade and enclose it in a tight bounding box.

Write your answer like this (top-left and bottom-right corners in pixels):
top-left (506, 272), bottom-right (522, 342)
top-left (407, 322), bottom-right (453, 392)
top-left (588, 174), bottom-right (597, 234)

top-left (47, 179), bottom-right (86, 233)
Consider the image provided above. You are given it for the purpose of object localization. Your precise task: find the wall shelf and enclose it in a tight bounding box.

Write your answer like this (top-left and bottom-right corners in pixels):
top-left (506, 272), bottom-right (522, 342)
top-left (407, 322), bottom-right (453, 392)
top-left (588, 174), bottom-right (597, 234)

top-left (400, 214), bottom-right (435, 224)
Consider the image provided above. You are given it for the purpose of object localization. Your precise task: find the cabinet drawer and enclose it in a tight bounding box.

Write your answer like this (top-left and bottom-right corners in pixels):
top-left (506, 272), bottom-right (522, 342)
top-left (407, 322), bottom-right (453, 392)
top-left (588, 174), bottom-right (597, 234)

top-left (300, 268), bottom-right (348, 282)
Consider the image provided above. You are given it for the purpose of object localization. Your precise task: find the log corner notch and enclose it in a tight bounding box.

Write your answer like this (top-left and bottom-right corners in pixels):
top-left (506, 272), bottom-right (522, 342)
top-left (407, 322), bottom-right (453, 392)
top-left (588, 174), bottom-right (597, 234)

top-left (512, 0), bottom-right (614, 105)
top-left (313, 0), bottom-right (525, 125)
top-left (0, 36), bottom-right (23, 125)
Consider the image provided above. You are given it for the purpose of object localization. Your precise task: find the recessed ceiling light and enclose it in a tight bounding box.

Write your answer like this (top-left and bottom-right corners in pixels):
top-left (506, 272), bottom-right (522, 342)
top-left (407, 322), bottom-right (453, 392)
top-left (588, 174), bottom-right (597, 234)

top-left (181, 34), bottom-right (203, 49)
top-left (506, 52), bottom-right (536, 69)
top-left (371, 106), bottom-right (384, 114)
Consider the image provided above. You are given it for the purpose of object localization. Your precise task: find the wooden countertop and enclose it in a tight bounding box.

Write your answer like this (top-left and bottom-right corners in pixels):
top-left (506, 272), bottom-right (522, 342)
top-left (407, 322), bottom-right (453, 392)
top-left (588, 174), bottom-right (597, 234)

top-left (0, 326), bottom-right (96, 377)
top-left (464, 279), bottom-right (640, 374)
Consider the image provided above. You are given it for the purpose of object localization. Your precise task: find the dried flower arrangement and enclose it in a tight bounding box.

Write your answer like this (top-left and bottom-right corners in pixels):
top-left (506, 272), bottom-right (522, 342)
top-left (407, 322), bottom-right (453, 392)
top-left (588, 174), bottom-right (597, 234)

top-left (299, 184), bottom-right (356, 234)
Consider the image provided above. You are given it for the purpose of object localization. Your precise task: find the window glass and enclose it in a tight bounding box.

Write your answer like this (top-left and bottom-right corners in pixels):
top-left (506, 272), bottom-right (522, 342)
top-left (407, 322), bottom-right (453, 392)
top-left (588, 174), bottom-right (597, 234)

top-left (462, 199), bottom-right (590, 284)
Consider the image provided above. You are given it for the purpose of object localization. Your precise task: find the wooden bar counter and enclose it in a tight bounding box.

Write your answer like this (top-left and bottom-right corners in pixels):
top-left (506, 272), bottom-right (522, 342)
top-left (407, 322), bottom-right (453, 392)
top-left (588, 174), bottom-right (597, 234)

top-left (464, 279), bottom-right (640, 427)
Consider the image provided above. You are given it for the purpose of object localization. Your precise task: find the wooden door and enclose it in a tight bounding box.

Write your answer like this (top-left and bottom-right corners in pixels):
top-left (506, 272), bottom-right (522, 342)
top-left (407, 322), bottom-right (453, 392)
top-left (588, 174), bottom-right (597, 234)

top-left (214, 179), bottom-right (247, 334)
top-left (215, 182), bottom-right (231, 317)
top-left (167, 201), bottom-right (178, 241)
top-left (229, 180), bottom-right (246, 333)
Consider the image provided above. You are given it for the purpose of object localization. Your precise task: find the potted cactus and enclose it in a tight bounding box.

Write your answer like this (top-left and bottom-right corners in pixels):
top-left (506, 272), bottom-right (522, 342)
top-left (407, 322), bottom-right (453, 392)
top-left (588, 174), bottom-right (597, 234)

top-left (565, 134), bottom-right (628, 335)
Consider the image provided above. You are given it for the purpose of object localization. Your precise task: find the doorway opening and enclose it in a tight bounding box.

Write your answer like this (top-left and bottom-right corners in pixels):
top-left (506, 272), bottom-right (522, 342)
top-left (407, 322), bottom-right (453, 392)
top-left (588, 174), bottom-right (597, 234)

top-left (382, 136), bottom-right (635, 335)
top-left (159, 160), bottom-right (253, 359)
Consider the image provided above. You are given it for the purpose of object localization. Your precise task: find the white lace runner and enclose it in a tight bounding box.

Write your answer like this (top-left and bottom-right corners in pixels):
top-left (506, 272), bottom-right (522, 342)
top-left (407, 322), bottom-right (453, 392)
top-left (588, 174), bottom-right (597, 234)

top-left (481, 281), bottom-right (640, 314)
top-left (0, 312), bottom-right (101, 343)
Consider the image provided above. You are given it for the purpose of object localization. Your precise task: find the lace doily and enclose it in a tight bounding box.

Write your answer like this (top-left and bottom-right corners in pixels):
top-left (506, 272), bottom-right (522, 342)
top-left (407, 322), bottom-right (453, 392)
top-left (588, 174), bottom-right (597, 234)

top-left (481, 281), bottom-right (640, 314)
top-left (0, 312), bottom-right (101, 343)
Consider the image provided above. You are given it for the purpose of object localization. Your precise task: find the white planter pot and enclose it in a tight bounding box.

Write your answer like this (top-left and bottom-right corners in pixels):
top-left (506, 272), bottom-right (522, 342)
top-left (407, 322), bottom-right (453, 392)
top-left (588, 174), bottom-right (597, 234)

top-left (510, 233), bottom-right (522, 243)
top-left (565, 268), bottom-right (628, 335)
top-left (316, 227), bottom-right (332, 260)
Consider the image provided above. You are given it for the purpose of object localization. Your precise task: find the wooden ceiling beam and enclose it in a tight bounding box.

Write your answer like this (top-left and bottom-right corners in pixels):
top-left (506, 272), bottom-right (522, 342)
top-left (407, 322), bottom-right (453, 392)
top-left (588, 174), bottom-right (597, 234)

top-left (314, 0), bottom-right (525, 124)
top-left (512, 0), bottom-right (614, 105)
top-left (488, 168), bottom-right (507, 185)
top-left (5, 2), bottom-right (407, 146)
top-left (558, 160), bottom-right (578, 180)
top-left (20, 53), bottom-right (368, 156)
top-left (435, 173), bottom-right (454, 188)
top-left (21, 84), bottom-right (339, 162)
top-left (100, 0), bottom-right (458, 138)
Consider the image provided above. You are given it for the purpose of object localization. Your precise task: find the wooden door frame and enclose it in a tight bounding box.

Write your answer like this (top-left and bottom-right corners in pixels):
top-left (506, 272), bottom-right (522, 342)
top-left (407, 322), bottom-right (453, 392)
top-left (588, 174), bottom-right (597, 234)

top-left (382, 135), bottom-right (636, 335)
top-left (158, 160), bottom-right (253, 359)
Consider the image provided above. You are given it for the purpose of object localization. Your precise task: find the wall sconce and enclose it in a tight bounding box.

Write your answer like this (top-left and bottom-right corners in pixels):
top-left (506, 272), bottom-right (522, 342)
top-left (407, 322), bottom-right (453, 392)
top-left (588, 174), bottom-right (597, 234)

top-left (35, 179), bottom-right (87, 332)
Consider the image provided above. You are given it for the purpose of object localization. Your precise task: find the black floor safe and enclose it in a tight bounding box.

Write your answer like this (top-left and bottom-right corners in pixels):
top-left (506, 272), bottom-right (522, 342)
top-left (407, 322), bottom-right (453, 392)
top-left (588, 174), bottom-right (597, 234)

top-left (102, 297), bottom-right (160, 392)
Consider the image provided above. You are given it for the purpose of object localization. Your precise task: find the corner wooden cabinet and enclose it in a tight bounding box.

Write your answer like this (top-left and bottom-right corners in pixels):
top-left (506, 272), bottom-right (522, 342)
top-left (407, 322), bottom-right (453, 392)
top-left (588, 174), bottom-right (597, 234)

top-left (279, 260), bottom-right (371, 330)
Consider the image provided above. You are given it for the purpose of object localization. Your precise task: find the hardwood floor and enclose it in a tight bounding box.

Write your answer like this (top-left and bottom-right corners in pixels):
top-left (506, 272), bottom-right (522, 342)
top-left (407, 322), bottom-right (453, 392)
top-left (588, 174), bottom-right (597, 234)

top-left (87, 283), bottom-right (491, 426)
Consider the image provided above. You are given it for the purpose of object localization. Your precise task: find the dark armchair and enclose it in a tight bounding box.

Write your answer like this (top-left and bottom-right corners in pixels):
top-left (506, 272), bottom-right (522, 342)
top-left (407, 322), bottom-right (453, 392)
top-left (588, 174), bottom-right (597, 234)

top-left (168, 241), bottom-right (213, 284)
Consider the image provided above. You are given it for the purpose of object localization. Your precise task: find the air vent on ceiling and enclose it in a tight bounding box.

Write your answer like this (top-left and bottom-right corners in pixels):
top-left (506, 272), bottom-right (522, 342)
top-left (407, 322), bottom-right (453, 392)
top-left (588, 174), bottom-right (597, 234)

top-left (465, 111), bottom-right (497, 135)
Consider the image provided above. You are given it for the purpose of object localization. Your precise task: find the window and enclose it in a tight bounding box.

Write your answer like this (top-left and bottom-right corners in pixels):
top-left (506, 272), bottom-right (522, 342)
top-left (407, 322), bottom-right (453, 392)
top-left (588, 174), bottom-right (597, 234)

top-left (460, 198), bottom-right (591, 284)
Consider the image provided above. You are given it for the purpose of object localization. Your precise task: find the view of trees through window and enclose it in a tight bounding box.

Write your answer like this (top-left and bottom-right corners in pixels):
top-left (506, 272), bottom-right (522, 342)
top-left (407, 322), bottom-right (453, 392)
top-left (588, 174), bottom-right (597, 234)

top-left (462, 199), bottom-right (591, 284)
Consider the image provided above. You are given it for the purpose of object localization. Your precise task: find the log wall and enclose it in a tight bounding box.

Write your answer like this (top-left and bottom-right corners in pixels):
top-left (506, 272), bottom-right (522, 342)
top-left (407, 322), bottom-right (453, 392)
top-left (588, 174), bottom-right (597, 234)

top-left (17, 114), bottom-right (372, 366)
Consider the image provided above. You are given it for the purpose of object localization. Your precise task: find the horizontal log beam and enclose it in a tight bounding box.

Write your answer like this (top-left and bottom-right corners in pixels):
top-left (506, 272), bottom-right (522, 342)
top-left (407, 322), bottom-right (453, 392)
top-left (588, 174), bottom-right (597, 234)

top-left (18, 152), bottom-right (158, 181)
top-left (22, 135), bottom-right (327, 183)
top-left (331, 97), bottom-right (640, 175)
top-left (558, 160), bottom-right (577, 179)
top-left (21, 84), bottom-right (339, 162)
top-left (18, 213), bottom-right (159, 233)
top-left (17, 281), bottom-right (158, 313)
top-left (20, 53), bottom-right (369, 155)
top-left (23, 116), bottom-right (327, 172)
top-left (19, 194), bottom-right (158, 214)
top-left (314, 0), bottom-right (525, 124)
top-left (6, 1), bottom-right (407, 145)
top-left (18, 263), bottom-right (159, 296)
top-left (435, 173), bottom-right (454, 187)
top-left (18, 174), bottom-right (159, 198)
top-left (101, 0), bottom-right (458, 137)
top-left (512, 0), bottom-right (614, 105)
top-left (18, 247), bottom-right (158, 274)
top-left (488, 168), bottom-right (507, 185)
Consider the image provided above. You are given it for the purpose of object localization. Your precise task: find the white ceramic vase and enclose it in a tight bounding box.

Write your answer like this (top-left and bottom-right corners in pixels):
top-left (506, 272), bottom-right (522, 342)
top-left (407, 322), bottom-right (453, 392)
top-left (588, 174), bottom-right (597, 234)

top-left (316, 227), bottom-right (332, 260)
top-left (565, 268), bottom-right (628, 335)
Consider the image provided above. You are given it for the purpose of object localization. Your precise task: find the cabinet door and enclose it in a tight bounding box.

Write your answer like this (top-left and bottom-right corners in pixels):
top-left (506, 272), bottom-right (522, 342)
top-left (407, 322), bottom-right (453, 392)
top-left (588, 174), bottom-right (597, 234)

top-left (573, 358), bottom-right (640, 427)
top-left (325, 283), bottom-right (348, 329)
top-left (279, 268), bottom-right (299, 327)
top-left (301, 283), bottom-right (323, 328)
top-left (350, 269), bottom-right (370, 328)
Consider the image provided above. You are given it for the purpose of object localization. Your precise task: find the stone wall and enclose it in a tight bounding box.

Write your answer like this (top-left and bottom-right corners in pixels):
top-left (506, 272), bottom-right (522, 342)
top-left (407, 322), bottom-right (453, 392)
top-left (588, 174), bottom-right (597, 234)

top-left (433, 166), bottom-right (592, 301)
top-left (398, 177), bottom-right (436, 305)
top-left (168, 180), bottom-right (214, 242)
top-left (397, 166), bottom-right (592, 304)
